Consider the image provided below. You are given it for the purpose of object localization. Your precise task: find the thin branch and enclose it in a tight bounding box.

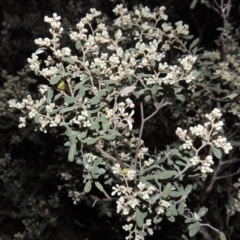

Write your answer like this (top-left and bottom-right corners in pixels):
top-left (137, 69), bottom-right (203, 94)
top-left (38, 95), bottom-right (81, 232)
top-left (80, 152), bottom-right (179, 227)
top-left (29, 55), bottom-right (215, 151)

top-left (96, 145), bottom-right (125, 168)
top-left (214, 168), bottom-right (240, 180)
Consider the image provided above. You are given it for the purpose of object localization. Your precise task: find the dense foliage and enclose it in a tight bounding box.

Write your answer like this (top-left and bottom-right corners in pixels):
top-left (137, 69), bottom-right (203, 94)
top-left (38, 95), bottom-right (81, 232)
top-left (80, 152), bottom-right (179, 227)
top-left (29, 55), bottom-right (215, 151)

top-left (1, 0), bottom-right (240, 239)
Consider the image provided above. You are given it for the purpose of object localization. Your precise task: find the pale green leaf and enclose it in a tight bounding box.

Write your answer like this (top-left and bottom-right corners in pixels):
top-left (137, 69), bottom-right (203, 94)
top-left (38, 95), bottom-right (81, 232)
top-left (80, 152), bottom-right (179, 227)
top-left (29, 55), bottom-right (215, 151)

top-left (162, 183), bottom-right (172, 198)
top-left (102, 134), bottom-right (115, 141)
top-left (75, 41), bottom-right (81, 50)
top-left (185, 185), bottom-right (193, 195)
top-left (47, 88), bottom-right (53, 103)
top-left (84, 181), bottom-right (92, 193)
top-left (135, 209), bottom-right (147, 228)
top-left (127, 74), bottom-right (133, 82)
top-left (50, 75), bottom-right (62, 85)
top-left (190, 0), bottom-right (198, 9)
top-left (151, 85), bottom-right (159, 95)
top-left (219, 232), bottom-right (226, 240)
top-left (95, 182), bottom-right (104, 192)
top-left (178, 202), bottom-right (185, 215)
top-left (144, 95), bottom-right (151, 102)
top-left (64, 96), bottom-right (77, 104)
top-left (176, 94), bottom-right (185, 102)
top-left (157, 170), bottom-right (177, 179)
top-left (59, 106), bottom-right (77, 113)
top-left (86, 137), bottom-right (99, 145)
top-left (62, 56), bottom-right (74, 64)
top-left (211, 145), bottom-right (222, 159)
top-left (68, 144), bottom-right (76, 162)
top-left (198, 207), bottom-right (208, 217)
top-left (54, 92), bottom-right (63, 101)
top-left (120, 86), bottom-right (136, 96)
top-left (188, 222), bottom-right (201, 237)
top-left (77, 131), bottom-right (88, 140)
top-left (190, 38), bottom-right (199, 50)
top-left (167, 216), bottom-right (175, 222)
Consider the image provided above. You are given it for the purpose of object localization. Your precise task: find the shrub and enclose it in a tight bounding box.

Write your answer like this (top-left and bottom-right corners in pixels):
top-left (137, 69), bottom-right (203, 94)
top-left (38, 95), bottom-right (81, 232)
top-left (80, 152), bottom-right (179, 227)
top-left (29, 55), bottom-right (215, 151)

top-left (4, 0), bottom-right (240, 239)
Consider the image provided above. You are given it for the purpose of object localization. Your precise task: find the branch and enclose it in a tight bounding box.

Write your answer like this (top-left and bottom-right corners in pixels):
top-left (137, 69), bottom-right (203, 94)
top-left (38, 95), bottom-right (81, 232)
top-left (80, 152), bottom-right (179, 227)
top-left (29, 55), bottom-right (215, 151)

top-left (96, 145), bottom-right (125, 168)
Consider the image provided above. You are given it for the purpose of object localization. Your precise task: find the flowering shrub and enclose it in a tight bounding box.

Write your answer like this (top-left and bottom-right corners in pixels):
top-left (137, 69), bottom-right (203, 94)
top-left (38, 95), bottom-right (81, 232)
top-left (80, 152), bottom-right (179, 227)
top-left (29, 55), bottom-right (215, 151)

top-left (3, 0), bottom-right (240, 239)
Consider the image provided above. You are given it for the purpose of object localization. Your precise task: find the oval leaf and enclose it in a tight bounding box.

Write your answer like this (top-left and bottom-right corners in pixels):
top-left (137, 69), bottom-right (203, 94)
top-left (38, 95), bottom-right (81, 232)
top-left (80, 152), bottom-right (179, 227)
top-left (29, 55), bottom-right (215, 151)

top-left (68, 144), bottom-right (76, 162)
top-left (178, 202), bottom-right (185, 215)
top-left (95, 181), bottom-right (104, 192)
top-left (50, 75), bottom-right (62, 85)
top-left (198, 207), bottom-right (208, 217)
top-left (162, 183), bottom-right (172, 198)
top-left (157, 170), bottom-right (177, 179)
top-left (211, 145), bottom-right (222, 159)
top-left (219, 232), bottom-right (226, 240)
top-left (188, 222), bottom-right (201, 237)
top-left (84, 181), bottom-right (92, 193)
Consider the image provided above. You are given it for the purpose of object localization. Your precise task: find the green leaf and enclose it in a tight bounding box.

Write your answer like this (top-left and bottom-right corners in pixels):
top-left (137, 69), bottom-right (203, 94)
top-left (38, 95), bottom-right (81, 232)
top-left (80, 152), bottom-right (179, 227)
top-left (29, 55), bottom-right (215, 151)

top-left (151, 85), bottom-right (159, 95)
top-left (144, 95), bottom-right (151, 102)
top-left (127, 74), bottom-right (133, 82)
top-left (170, 191), bottom-right (182, 197)
top-left (59, 105), bottom-right (77, 113)
top-left (84, 181), bottom-right (92, 193)
top-left (211, 145), bottom-right (222, 159)
top-left (54, 92), bottom-right (63, 101)
top-left (95, 181), bottom-right (104, 192)
top-left (102, 134), bottom-right (115, 141)
top-left (77, 131), bottom-right (88, 140)
top-left (176, 94), bottom-right (185, 102)
top-left (47, 88), bottom-right (53, 103)
top-left (62, 56), bottom-right (75, 64)
top-left (167, 216), bottom-right (175, 222)
top-left (185, 185), bottom-right (193, 195)
top-left (223, 93), bottom-right (238, 100)
top-left (157, 170), bottom-right (177, 179)
top-left (68, 144), bottom-right (76, 162)
top-left (162, 183), bottom-right (172, 198)
top-left (150, 194), bottom-right (161, 204)
top-left (135, 209), bottom-right (147, 228)
top-left (86, 137), bottom-right (99, 145)
top-left (102, 117), bottom-right (110, 132)
top-left (120, 86), bottom-right (136, 95)
top-left (150, 60), bottom-right (156, 67)
top-left (90, 89), bottom-right (107, 105)
top-left (198, 207), bottom-right (208, 217)
top-left (219, 232), bottom-right (226, 240)
top-left (190, 0), bottom-right (198, 9)
top-left (90, 95), bottom-right (101, 105)
top-left (171, 149), bottom-right (189, 162)
top-left (190, 38), bottom-right (199, 50)
top-left (175, 160), bottom-right (186, 166)
top-left (64, 96), bottom-right (77, 104)
top-left (136, 231), bottom-right (147, 237)
top-left (75, 41), bottom-right (81, 50)
top-left (188, 222), bottom-right (201, 237)
top-left (90, 122), bottom-right (100, 130)
top-left (74, 78), bottom-right (88, 91)
top-left (228, 196), bottom-right (236, 208)
top-left (192, 91), bottom-right (202, 98)
top-left (178, 202), bottom-right (185, 215)
top-left (34, 115), bottom-right (40, 123)
top-left (50, 75), bottom-right (62, 85)
top-left (183, 35), bottom-right (194, 40)
top-left (103, 80), bottom-right (117, 85)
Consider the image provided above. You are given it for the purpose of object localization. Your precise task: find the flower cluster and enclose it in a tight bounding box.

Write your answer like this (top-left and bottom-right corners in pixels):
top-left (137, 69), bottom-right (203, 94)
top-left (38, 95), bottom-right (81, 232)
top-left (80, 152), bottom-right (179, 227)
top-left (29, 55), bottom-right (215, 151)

top-left (7, 2), bottom-right (237, 240)
top-left (68, 190), bottom-right (82, 204)
top-left (176, 108), bottom-right (232, 177)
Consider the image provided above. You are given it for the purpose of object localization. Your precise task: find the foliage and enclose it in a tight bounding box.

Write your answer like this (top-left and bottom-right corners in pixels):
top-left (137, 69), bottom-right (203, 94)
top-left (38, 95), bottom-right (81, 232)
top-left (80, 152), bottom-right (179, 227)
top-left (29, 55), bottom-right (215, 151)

top-left (1, 0), bottom-right (240, 239)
